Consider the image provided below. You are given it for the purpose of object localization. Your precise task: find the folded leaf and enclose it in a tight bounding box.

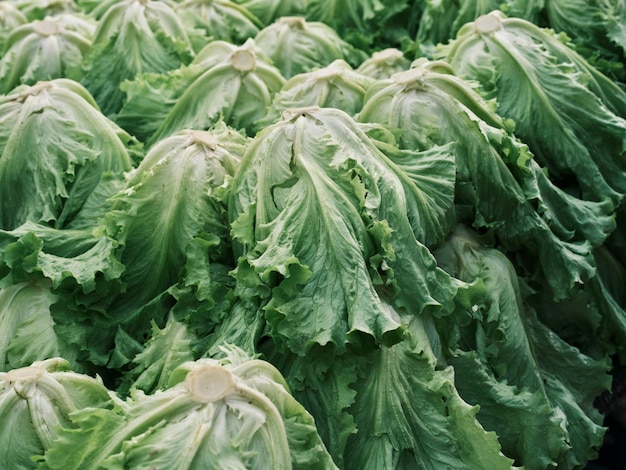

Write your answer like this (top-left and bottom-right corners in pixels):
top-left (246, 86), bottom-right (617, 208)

top-left (0, 281), bottom-right (77, 371)
top-left (230, 106), bottom-right (456, 354)
top-left (435, 225), bottom-right (610, 467)
top-left (0, 357), bottom-right (114, 469)
top-left (254, 16), bottom-right (366, 78)
top-left (81, 0), bottom-right (194, 115)
top-left (443, 11), bottom-right (626, 206)
top-left (359, 61), bottom-right (615, 299)
top-left (0, 79), bottom-right (137, 231)
top-left (0, 14), bottom-right (95, 93)
top-left (345, 314), bottom-right (515, 470)
top-left (257, 59), bottom-right (374, 130)
top-left (42, 349), bottom-right (337, 469)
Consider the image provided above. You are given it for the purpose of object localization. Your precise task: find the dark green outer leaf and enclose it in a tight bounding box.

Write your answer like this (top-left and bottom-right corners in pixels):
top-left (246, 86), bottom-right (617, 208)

top-left (344, 314), bottom-right (515, 470)
top-left (444, 12), bottom-right (626, 206)
top-left (233, 0), bottom-right (306, 26)
top-left (435, 226), bottom-right (610, 468)
top-left (0, 281), bottom-right (74, 372)
top-left (358, 65), bottom-right (614, 299)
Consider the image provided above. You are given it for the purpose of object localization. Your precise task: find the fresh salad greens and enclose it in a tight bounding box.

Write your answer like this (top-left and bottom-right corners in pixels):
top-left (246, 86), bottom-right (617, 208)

top-left (0, 13), bottom-right (95, 93)
top-left (1, 1), bottom-right (625, 469)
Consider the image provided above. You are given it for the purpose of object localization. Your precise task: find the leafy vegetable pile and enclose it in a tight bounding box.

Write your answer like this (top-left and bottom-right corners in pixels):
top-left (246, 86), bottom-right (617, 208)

top-left (1, 0), bottom-right (626, 468)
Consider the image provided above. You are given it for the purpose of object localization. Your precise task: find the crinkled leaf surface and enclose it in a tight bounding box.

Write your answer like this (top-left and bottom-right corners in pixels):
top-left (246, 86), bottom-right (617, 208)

top-left (304, 0), bottom-right (408, 33)
top-left (12, 0), bottom-right (76, 20)
top-left (443, 11), bottom-right (626, 206)
top-left (258, 60), bottom-right (374, 130)
top-left (0, 221), bottom-right (124, 293)
top-left (355, 48), bottom-right (409, 79)
top-left (262, 343), bottom-right (360, 467)
top-left (0, 2), bottom-right (27, 52)
top-left (416, 0), bottom-right (543, 54)
top-left (117, 40), bottom-right (264, 142)
top-left (0, 14), bottom-right (95, 94)
top-left (358, 61), bottom-right (615, 299)
top-left (254, 17), bottom-right (366, 78)
top-left (175, 0), bottom-right (262, 47)
top-left (230, 106), bottom-right (456, 355)
top-left (435, 225), bottom-right (610, 468)
top-left (0, 80), bottom-right (135, 231)
top-left (148, 39), bottom-right (285, 142)
top-left (106, 129), bottom-right (241, 316)
top-left (0, 357), bottom-right (113, 469)
top-left (81, 0), bottom-right (194, 115)
top-left (233, 0), bottom-right (306, 26)
top-left (344, 313), bottom-right (515, 470)
top-left (121, 316), bottom-right (195, 395)
top-left (42, 350), bottom-right (336, 469)
top-left (0, 281), bottom-right (77, 372)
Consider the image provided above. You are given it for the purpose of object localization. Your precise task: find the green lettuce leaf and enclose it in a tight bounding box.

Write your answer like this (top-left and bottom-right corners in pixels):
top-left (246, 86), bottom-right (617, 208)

top-left (105, 128), bottom-right (243, 315)
top-left (542, 0), bottom-right (626, 82)
top-left (76, 0), bottom-right (124, 18)
top-left (46, 128), bottom-right (242, 370)
top-left (358, 60), bottom-right (615, 299)
top-left (305, 0), bottom-right (406, 29)
top-left (0, 2), bottom-right (27, 54)
top-left (344, 313), bottom-right (515, 470)
top-left (602, 0), bottom-right (626, 55)
top-left (0, 281), bottom-right (77, 372)
top-left (230, 106), bottom-right (456, 355)
top-left (525, 308), bottom-right (609, 468)
top-left (303, 0), bottom-right (409, 37)
top-left (0, 357), bottom-right (114, 469)
top-left (415, 0), bottom-right (543, 56)
top-left (0, 222), bottom-right (124, 293)
top-left (0, 221), bottom-right (125, 369)
top-left (81, 0), bottom-right (194, 116)
top-left (42, 349), bottom-right (337, 469)
top-left (0, 14), bottom-right (95, 94)
top-left (0, 79), bottom-right (138, 231)
top-left (175, 0), bottom-right (262, 48)
top-left (366, 135), bottom-right (457, 248)
top-left (530, 245), bottom-right (626, 360)
top-left (12, 0), bottom-right (76, 20)
top-left (119, 39), bottom-right (284, 143)
top-left (586, 247), bottom-right (626, 356)
top-left (254, 16), bottom-right (367, 78)
top-left (200, 297), bottom-right (267, 358)
top-left (443, 11), bottom-right (626, 206)
top-left (257, 59), bottom-right (374, 130)
top-left (231, 0), bottom-right (306, 26)
top-left (117, 63), bottom-right (204, 143)
top-left (0, 127), bottom-right (244, 371)
top-left (435, 225), bottom-right (610, 468)
top-left (355, 48), bottom-right (409, 80)
top-left (167, 243), bottom-right (239, 358)
top-left (150, 39), bottom-right (285, 142)
top-left (120, 315), bottom-right (195, 395)
top-left (448, 351), bottom-right (569, 469)
top-left (266, 346), bottom-right (359, 468)
top-left (303, 0), bottom-right (412, 53)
